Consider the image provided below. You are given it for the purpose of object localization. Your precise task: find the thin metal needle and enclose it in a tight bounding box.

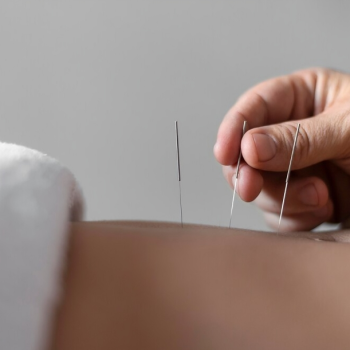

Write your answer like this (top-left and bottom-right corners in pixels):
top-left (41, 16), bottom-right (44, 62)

top-left (229, 121), bottom-right (247, 228)
top-left (175, 121), bottom-right (183, 228)
top-left (278, 123), bottom-right (301, 231)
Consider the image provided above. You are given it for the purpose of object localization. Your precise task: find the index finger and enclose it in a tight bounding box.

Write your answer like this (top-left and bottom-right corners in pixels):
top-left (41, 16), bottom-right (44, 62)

top-left (214, 69), bottom-right (317, 166)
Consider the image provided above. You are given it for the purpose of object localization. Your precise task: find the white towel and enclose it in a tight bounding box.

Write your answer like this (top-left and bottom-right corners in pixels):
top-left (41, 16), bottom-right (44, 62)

top-left (0, 142), bottom-right (85, 350)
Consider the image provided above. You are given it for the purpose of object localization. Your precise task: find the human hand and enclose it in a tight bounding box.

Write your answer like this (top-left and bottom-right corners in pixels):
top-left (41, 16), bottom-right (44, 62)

top-left (214, 68), bottom-right (350, 231)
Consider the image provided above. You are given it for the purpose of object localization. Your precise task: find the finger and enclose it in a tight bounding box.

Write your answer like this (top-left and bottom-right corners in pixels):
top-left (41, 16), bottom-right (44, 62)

top-left (242, 105), bottom-right (350, 172)
top-left (255, 175), bottom-right (329, 215)
top-left (214, 69), bottom-right (317, 166)
top-left (264, 200), bottom-right (333, 232)
top-left (222, 162), bottom-right (263, 202)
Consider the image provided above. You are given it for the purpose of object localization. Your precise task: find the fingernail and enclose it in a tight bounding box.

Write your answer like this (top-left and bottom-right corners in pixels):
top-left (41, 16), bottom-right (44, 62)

top-left (313, 205), bottom-right (328, 218)
top-left (252, 134), bottom-right (277, 162)
top-left (298, 184), bottom-right (319, 206)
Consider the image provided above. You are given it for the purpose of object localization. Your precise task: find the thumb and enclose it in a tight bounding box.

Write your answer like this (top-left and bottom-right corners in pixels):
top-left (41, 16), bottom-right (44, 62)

top-left (241, 112), bottom-right (350, 171)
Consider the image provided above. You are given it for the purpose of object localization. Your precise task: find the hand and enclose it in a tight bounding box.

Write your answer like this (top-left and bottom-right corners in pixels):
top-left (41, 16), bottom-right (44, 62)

top-left (214, 68), bottom-right (350, 232)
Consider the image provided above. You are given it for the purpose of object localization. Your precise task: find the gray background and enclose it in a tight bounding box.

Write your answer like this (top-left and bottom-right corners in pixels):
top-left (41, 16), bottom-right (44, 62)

top-left (0, 1), bottom-right (346, 231)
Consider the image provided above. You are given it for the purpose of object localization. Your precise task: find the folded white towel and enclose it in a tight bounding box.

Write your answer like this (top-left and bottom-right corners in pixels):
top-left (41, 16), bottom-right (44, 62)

top-left (0, 142), bottom-right (85, 350)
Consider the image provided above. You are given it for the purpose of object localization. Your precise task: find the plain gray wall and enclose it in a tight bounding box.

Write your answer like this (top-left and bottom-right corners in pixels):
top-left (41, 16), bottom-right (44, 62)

top-left (0, 1), bottom-right (347, 231)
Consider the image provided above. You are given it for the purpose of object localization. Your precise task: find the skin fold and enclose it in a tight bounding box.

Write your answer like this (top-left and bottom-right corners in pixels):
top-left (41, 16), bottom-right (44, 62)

top-left (50, 221), bottom-right (350, 350)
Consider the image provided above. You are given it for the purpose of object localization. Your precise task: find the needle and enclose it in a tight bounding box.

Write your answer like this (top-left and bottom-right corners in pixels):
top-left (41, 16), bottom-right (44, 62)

top-left (278, 123), bottom-right (301, 231)
top-left (229, 120), bottom-right (247, 228)
top-left (175, 121), bottom-right (183, 228)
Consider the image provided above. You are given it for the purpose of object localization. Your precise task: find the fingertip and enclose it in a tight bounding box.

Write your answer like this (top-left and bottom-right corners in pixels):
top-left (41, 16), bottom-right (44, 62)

top-left (213, 141), bottom-right (228, 165)
top-left (214, 138), bottom-right (240, 166)
top-left (215, 114), bottom-right (248, 166)
top-left (222, 165), bottom-right (235, 189)
top-left (237, 165), bottom-right (263, 202)
top-left (213, 142), bottom-right (219, 160)
top-left (241, 132), bottom-right (260, 168)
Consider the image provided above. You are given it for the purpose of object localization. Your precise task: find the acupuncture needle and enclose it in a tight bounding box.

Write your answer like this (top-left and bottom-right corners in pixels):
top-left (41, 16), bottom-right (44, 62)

top-left (229, 120), bottom-right (247, 228)
top-left (278, 123), bottom-right (301, 231)
top-left (175, 121), bottom-right (183, 228)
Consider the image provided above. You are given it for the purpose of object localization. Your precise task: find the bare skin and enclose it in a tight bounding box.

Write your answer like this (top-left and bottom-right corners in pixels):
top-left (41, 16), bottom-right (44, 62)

top-left (51, 220), bottom-right (350, 350)
top-left (50, 68), bottom-right (350, 348)
top-left (214, 68), bottom-right (350, 231)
